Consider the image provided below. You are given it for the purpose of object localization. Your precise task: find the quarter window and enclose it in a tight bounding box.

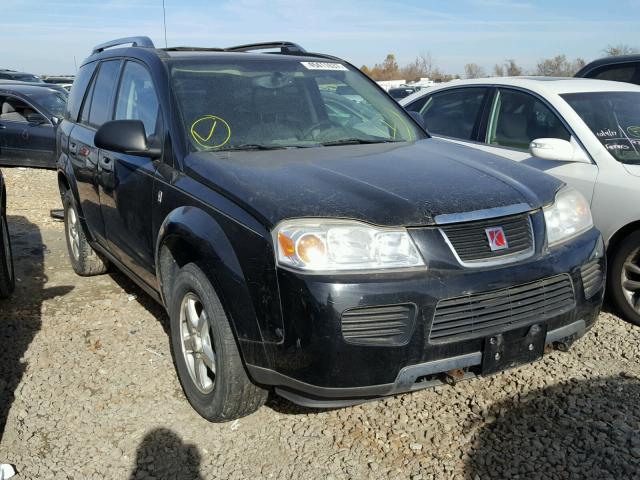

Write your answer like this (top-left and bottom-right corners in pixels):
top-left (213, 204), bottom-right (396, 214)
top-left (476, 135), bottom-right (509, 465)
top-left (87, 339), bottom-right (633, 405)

top-left (114, 61), bottom-right (161, 138)
top-left (487, 89), bottom-right (570, 150)
top-left (417, 88), bottom-right (488, 140)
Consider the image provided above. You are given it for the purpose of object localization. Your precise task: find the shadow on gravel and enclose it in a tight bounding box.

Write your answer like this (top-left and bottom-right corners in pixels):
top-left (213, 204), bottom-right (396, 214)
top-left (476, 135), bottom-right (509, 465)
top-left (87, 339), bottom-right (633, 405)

top-left (464, 375), bottom-right (640, 479)
top-left (0, 215), bottom-right (73, 441)
top-left (129, 428), bottom-right (203, 480)
top-left (109, 270), bottom-right (170, 335)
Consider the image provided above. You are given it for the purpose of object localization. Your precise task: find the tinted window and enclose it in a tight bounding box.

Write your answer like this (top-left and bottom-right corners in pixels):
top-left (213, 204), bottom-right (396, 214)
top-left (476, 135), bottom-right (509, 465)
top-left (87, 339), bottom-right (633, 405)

top-left (65, 62), bottom-right (96, 121)
top-left (114, 61), bottom-right (160, 137)
top-left (418, 88), bottom-right (487, 140)
top-left (592, 64), bottom-right (638, 83)
top-left (87, 60), bottom-right (121, 128)
top-left (487, 89), bottom-right (570, 150)
top-left (79, 77), bottom-right (96, 126)
top-left (562, 91), bottom-right (640, 164)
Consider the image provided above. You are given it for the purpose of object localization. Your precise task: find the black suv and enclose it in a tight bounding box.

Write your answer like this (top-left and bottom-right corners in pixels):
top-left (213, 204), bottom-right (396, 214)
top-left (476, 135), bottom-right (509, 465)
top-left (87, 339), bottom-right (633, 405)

top-left (57, 36), bottom-right (605, 421)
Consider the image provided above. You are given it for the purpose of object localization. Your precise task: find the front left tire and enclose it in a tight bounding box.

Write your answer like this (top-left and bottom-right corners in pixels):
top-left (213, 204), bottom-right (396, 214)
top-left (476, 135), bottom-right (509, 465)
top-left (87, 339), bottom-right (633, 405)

top-left (0, 211), bottom-right (15, 298)
top-left (169, 263), bottom-right (268, 422)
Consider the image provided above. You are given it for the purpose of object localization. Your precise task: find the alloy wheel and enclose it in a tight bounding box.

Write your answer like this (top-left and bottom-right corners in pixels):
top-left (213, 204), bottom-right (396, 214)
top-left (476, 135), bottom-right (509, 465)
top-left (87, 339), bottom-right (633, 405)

top-left (179, 292), bottom-right (216, 394)
top-left (621, 247), bottom-right (640, 313)
top-left (67, 207), bottom-right (80, 261)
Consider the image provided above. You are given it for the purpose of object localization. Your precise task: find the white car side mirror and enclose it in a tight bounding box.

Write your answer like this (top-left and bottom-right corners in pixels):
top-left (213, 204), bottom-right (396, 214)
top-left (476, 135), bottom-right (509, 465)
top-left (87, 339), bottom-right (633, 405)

top-left (529, 138), bottom-right (589, 163)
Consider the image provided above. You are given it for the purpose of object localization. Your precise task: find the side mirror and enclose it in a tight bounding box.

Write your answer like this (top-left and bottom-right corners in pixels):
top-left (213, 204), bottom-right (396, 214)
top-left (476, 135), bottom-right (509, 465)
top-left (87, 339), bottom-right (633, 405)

top-left (529, 138), bottom-right (589, 163)
top-left (407, 111), bottom-right (426, 130)
top-left (95, 120), bottom-right (161, 158)
top-left (26, 112), bottom-right (47, 125)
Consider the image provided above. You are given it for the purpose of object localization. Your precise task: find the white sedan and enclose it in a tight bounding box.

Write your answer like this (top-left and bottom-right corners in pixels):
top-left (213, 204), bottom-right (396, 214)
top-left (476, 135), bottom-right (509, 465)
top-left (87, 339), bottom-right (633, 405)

top-left (401, 77), bottom-right (640, 325)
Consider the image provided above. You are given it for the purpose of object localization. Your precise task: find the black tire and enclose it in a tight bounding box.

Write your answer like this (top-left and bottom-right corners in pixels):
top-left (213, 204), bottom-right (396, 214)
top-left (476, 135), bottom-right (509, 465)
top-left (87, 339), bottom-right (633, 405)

top-left (63, 190), bottom-right (108, 276)
top-left (169, 263), bottom-right (267, 422)
top-left (0, 211), bottom-right (15, 298)
top-left (169, 263), bottom-right (268, 422)
top-left (609, 230), bottom-right (640, 326)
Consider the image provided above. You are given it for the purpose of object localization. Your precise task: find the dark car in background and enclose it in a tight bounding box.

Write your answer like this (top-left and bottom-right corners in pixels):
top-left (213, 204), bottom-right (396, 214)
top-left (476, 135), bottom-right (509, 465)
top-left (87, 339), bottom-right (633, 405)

top-left (0, 83), bottom-right (67, 168)
top-left (0, 69), bottom-right (45, 84)
top-left (58, 36), bottom-right (604, 422)
top-left (43, 76), bottom-right (75, 92)
top-left (575, 55), bottom-right (640, 85)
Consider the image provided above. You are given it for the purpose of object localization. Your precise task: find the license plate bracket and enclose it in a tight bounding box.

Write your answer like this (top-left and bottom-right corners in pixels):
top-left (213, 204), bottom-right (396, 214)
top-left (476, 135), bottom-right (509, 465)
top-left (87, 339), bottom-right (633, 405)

top-left (481, 324), bottom-right (547, 375)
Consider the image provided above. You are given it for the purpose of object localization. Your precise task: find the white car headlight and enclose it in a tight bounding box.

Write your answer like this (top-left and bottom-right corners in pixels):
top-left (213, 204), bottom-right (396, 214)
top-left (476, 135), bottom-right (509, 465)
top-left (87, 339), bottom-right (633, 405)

top-left (274, 220), bottom-right (426, 272)
top-left (544, 186), bottom-right (593, 247)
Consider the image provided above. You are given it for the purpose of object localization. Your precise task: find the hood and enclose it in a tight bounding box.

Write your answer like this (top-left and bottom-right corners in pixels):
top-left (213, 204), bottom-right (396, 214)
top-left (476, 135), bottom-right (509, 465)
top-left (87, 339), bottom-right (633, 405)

top-left (184, 138), bottom-right (562, 228)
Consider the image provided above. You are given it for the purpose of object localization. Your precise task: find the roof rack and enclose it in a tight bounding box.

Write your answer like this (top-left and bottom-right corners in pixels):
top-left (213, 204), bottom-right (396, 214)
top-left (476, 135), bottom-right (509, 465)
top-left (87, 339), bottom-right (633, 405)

top-left (224, 41), bottom-right (307, 54)
top-left (92, 36), bottom-right (155, 55)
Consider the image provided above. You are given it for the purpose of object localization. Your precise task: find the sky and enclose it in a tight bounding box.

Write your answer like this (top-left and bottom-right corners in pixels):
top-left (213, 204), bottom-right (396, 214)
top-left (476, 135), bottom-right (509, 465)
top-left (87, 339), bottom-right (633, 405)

top-left (1, 0), bottom-right (639, 76)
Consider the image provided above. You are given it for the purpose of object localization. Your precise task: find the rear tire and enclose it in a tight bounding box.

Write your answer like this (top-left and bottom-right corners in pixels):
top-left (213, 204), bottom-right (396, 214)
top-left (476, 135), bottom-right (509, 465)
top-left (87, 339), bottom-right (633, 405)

top-left (609, 230), bottom-right (640, 326)
top-left (169, 263), bottom-right (267, 422)
top-left (63, 190), bottom-right (108, 276)
top-left (0, 211), bottom-right (15, 298)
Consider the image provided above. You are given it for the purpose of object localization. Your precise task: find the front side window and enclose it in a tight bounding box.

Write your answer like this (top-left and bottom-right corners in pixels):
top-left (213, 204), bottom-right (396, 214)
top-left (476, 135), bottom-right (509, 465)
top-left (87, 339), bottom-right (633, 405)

top-left (487, 89), bottom-right (570, 150)
top-left (87, 60), bottom-right (121, 128)
top-left (170, 58), bottom-right (425, 151)
top-left (0, 96), bottom-right (40, 123)
top-left (417, 88), bottom-right (488, 140)
top-left (114, 61), bottom-right (160, 138)
top-left (562, 91), bottom-right (640, 164)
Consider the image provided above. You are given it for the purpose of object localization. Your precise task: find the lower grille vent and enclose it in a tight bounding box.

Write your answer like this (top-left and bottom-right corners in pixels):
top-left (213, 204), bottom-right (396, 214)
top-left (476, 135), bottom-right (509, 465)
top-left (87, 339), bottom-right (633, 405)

top-left (341, 304), bottom-right (416, 346)
top-left (431, 274), bottom-right (575, 342)
top-left (581, 259), bottom-right (604, 299)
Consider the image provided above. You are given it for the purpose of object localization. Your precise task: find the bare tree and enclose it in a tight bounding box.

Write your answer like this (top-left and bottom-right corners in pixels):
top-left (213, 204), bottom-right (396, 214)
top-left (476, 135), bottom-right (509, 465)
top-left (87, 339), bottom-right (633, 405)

top-left (603, 44), bottom-right (639, 57)
top-left (534, 55), bottom-right (586, 77)
top-left (464, 63), bottom-right (486, 79)
top-left (493, 59), bottom-right (522, 77)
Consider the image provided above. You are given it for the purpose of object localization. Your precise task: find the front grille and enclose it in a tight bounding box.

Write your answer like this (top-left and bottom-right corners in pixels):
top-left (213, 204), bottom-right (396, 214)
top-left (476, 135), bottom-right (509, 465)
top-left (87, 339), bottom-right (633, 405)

top-left (440, 213), bottom-right (534, 264)
top-left (341, 304), bottom-right (416, 346)
top-left (581, 259), bottom-right (604, 299)
top-left (430, 274), bottom-right (575, 342)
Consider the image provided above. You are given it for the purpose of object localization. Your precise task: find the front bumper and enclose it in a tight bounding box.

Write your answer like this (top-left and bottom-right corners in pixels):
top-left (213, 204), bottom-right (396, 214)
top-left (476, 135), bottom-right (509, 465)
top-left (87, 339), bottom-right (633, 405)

top-left (248, 227), bottom-right (605, 407)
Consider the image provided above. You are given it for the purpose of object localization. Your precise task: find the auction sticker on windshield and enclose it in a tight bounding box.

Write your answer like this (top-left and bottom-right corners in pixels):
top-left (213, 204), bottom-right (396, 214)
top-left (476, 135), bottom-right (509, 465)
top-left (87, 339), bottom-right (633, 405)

top-left (301, 62), bottom-right (348, 71)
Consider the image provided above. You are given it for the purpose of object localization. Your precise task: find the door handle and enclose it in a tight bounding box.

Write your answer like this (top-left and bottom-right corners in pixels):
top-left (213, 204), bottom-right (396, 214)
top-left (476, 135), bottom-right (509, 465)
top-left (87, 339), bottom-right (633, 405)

top-left (69, 141), bottom-right (77, 154)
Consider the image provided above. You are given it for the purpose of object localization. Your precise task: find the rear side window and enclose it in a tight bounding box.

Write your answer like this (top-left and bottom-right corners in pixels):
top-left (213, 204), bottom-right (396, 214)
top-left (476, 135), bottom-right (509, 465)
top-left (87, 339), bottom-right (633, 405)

top-left (65, 62), bottom-right (97, 121)
top-left (114, 61), bottom-right (161, 138)
top-left (591, 64), bottom-right (639, 83)
top-left (487, 89), bottom-right (570, 150)
top-left (87, 60), bottom-right (121, 128)
top-left (418, 88), bottom-right (488, 140)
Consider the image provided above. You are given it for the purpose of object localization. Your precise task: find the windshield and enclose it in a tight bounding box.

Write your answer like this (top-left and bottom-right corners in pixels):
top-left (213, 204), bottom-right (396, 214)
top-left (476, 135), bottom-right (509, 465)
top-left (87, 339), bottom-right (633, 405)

top-left (27, 90), bottom-right (68, 119)
top-left (562, 91), bottom-right (640, 164)
top-left (170, 58), bottom-right (425, 151)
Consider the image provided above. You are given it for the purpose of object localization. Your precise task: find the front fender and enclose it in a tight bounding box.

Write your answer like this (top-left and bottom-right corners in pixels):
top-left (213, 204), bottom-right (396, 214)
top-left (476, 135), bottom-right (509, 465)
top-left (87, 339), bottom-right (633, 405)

top-left (155, 206), bottom-right (271, 369)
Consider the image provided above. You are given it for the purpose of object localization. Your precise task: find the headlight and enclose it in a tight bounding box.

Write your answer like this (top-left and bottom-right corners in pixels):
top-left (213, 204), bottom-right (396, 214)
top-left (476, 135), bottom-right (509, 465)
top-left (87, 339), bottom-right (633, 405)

top-left (274, 220), bottom-right (426, 272)
top-left (544, 186), bottom-right (593, 247)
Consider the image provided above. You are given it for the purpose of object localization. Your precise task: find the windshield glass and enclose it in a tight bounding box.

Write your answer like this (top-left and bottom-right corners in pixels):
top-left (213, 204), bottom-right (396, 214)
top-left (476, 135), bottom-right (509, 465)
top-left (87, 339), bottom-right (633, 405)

top-left (27, 90), bottom-right (68, 119)
top-left (562, 91), bottom-right (640, 164)
top-left (170, 58), bottom-right (425, 151)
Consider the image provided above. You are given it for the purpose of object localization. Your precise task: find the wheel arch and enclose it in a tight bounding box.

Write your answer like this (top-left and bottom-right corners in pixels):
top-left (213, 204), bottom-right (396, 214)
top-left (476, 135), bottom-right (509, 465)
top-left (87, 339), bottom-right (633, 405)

top-left (155, 206), bottom-right (269, 368)
top-left (606, 220), bottom-right (640, 261)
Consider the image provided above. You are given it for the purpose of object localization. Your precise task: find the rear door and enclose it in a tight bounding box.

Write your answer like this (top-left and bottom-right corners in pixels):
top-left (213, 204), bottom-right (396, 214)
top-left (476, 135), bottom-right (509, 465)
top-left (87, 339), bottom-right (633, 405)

top-left (98, 60), bottom-right (161, 286)
top-left (0, 94), bottom-right (55, 167)
top-left (68, 59), bottom-right (122, 245)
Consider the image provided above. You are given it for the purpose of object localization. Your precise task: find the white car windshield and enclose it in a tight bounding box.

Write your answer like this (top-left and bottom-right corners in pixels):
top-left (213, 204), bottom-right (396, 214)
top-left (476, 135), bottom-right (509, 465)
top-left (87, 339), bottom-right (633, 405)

top-left (170, 58), bottom-right (425, 151)
top-left (562, 91), bottom-right (640, 164)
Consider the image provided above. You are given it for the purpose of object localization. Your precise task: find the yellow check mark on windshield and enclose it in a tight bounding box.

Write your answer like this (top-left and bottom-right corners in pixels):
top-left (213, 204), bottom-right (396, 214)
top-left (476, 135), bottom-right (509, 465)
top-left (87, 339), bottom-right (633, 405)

top-left (193, 120), bottom-right (218, 143)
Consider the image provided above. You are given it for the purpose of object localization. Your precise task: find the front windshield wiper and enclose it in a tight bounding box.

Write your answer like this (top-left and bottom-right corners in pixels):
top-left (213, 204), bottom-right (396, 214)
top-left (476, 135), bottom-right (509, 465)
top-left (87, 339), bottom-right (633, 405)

top-left (217, 144), bottom-right (313, 151)
top-left (319, 138), bottom-right (401, 147)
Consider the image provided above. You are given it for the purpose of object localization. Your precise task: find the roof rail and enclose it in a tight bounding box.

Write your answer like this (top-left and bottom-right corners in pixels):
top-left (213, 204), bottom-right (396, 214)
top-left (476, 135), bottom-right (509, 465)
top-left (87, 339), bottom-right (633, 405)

top-left (92, 36), bottom-right (155, 55)
top-left (224, 41), bottom-right (307, 54)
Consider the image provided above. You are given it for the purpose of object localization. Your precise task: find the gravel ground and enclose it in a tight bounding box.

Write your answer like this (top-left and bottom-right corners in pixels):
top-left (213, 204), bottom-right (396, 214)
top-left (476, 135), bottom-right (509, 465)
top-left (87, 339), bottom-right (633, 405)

top-left (0, 167), bottom-right (639, 480)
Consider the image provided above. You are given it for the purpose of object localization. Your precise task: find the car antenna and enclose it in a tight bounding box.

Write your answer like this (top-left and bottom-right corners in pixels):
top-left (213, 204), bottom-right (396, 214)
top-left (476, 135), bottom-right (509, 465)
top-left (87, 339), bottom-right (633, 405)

top-left (162, 0), bottom-right (168, 48)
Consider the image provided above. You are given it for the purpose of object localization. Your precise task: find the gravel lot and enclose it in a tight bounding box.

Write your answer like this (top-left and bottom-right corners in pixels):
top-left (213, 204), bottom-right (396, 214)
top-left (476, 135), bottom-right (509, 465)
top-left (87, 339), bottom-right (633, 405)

top-left (0, 167), bottom-right (639, 479)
